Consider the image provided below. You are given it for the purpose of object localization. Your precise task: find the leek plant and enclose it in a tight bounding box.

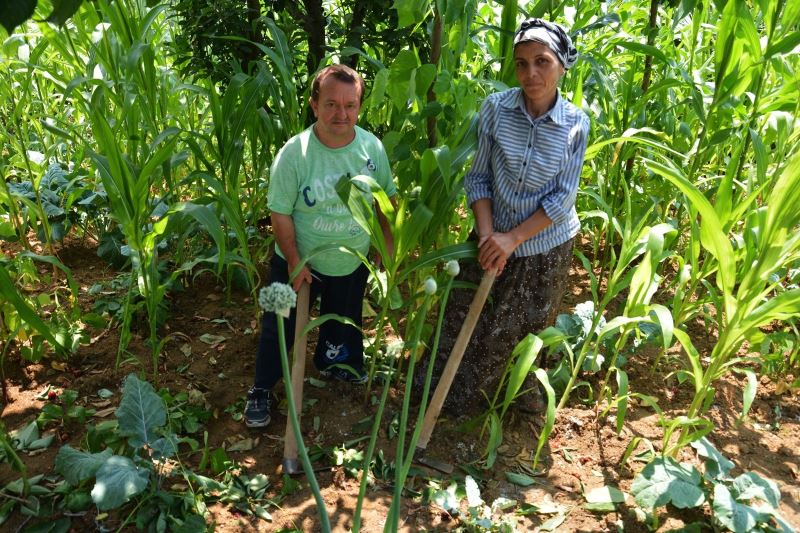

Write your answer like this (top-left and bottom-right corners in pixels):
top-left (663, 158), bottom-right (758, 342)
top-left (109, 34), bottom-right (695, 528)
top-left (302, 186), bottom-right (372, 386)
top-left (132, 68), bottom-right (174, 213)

top-left (258, 283), bottom-right (331, 532)
top-left (352, 266), bottom-right (457, 533)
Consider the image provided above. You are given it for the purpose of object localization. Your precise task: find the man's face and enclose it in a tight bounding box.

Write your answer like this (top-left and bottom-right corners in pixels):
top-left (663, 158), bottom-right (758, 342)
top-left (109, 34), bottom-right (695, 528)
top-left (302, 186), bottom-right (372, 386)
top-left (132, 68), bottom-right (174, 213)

top-left (309, 76), bottom-right (362, 148)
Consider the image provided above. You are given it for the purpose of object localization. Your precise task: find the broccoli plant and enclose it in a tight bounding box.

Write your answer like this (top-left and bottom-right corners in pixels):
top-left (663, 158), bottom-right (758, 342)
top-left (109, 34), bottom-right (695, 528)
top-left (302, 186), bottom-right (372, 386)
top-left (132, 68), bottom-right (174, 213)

top-left (53, 373), bottom-right (205, 530)
top-left (631, 437), bottom-right (795, 532)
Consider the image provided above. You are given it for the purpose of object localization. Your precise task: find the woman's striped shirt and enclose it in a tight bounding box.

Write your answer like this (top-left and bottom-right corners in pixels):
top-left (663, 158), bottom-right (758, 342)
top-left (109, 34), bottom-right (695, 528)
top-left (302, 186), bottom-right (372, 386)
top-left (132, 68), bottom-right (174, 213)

top-left (465, 88), bottom-right (590, 256)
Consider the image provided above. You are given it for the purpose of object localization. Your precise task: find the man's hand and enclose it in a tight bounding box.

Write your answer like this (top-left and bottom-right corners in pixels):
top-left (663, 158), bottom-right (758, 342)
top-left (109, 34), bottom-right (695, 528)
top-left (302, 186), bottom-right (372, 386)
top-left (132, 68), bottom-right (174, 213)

top-left (287, 258), bottom-right (313, 292)
top-left (478, 232), bottom-right (518, 274)
top-left (271, 212), bottom-right (312, 291)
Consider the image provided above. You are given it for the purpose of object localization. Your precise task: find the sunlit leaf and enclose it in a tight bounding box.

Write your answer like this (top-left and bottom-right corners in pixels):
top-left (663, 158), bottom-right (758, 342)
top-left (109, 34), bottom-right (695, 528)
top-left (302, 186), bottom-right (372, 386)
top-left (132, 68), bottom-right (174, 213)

top-left (55, 446), bottom-right (113, 485)
top-left (631, 456), bottom-right (705, 510)
top-left (713, 483), bottom-right (770, 533)
top-left (731, 472), bottom-right (780, 509)
top-left (91, 455), bottom-right (149, 511)
top-left (116, 373), bottom-right (167, 448)
top-left (540, 513), bottom-right (566, 531)
top-left (392, 0), bottom-right (428, 28)
top-left (584, 485), bottom-right (626, 504)
top-left (690, 437), bottom-right (734, 480)
top-left (465, 475), bottom-right (482, 507)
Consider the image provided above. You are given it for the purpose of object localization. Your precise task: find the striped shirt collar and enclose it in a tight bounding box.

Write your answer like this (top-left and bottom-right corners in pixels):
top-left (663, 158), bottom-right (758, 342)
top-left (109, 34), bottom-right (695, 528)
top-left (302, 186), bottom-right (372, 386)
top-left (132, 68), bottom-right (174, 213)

top-left (499, 88), bottom-right (567, 125)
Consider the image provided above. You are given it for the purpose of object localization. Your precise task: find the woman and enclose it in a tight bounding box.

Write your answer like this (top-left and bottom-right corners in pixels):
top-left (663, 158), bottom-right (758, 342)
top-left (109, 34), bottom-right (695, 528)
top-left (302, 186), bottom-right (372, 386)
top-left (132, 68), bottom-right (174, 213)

top-left (423, 18), bottom-right (590, 415)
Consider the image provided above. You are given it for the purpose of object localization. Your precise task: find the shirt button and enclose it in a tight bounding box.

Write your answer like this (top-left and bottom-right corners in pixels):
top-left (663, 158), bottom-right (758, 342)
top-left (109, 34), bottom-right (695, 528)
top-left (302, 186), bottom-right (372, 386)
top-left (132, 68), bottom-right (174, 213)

top-left (528, 144), bottom-right (532, 148)
top-left (523, 162), bottom-right (527, 166)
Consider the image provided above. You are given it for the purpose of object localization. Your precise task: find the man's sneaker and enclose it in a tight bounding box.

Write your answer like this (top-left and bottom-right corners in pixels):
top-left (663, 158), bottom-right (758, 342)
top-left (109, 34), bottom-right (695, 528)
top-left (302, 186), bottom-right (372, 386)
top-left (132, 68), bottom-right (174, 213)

top-left (244, 387), bottom-right (272, 428)
top-left (319, 365), bottom-right (368, 384)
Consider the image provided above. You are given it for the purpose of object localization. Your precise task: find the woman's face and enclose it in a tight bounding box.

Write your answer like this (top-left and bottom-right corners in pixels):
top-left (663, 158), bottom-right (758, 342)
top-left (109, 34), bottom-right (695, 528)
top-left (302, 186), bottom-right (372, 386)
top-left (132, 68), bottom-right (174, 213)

top-left (514, 41), bottom-right (565, 110)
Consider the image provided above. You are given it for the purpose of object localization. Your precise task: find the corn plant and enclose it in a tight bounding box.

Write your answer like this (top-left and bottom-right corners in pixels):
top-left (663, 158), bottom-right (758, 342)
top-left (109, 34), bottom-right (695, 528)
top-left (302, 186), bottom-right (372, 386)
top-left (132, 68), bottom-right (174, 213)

top-left (646, 146), bottom-right (800, 444)
top-left (85, 88), bottom-right (179, 369)
top-left (484, 333), bottom-right (556, 469)
top-left (558, 179), bottom-right (677, 409)
top-left (184, 54), bottom-right (299, 298)
top-left (0, 63), bottom-right (62, 252)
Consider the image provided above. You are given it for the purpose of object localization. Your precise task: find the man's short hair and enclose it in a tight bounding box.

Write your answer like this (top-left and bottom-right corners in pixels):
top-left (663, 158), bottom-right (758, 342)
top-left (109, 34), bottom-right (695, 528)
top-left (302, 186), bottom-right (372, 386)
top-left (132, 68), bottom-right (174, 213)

top-left (310, 64), bottom-right (365, 102)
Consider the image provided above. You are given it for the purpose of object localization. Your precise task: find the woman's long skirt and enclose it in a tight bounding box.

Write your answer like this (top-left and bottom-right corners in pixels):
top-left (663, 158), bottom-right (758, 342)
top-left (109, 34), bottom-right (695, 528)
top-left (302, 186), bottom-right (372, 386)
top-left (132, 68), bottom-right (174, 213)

top-left (415, 237), bottom-right (574, 416)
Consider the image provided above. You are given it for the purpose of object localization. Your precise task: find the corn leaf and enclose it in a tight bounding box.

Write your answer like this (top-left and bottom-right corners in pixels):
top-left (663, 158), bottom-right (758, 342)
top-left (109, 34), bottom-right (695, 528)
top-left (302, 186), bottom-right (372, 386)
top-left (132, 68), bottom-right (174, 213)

top-left (0, 268), bottom-right (62, 350)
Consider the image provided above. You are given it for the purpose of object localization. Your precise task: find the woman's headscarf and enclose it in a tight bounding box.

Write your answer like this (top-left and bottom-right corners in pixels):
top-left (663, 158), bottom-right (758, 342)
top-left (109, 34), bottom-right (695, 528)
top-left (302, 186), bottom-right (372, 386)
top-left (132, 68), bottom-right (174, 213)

top-left (513, 18), bottom-right (578, 70)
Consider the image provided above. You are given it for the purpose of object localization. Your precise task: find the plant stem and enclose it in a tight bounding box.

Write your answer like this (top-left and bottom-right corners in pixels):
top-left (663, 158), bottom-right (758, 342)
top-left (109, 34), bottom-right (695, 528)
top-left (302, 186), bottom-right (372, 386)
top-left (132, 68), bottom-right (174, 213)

top-left (558, 304), bottom-right (606, 410)
top-left (387, 285), bottom-right (443, 530)
top-left (275, 316), bottom-right (331, 532)
top-left (595, 326), bottom-right (634, 416)
top-left (352, 346), bottom-right (399, 532)
top-left (396, 278), bottom-right (453, 473)
top-left (364, 295), bottom-right (391, 400)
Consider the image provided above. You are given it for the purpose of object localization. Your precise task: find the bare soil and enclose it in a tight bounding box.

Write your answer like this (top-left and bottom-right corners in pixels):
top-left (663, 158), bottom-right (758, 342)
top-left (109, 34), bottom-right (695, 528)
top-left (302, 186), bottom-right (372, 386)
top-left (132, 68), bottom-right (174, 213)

top-left (1, 240), bottom-right (798, 532)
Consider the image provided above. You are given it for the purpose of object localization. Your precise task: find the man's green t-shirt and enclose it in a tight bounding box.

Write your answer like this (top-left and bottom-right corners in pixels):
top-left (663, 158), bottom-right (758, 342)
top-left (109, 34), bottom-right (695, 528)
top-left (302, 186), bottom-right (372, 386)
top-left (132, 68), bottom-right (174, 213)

top-left (267, 125), bottom-right (396, 276)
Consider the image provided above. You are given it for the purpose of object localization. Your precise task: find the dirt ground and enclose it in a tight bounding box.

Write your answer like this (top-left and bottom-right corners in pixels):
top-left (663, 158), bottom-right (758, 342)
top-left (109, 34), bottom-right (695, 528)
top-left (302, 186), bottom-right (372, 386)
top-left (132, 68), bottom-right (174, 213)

top-left (1, 240), bottom-right (799, 532)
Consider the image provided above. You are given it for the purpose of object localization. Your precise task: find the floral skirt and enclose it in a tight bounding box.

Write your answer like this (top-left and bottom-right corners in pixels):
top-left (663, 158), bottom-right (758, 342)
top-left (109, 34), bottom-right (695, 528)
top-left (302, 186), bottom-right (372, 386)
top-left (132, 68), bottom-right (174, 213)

top-left (415, 237), bottom-right (574, 416)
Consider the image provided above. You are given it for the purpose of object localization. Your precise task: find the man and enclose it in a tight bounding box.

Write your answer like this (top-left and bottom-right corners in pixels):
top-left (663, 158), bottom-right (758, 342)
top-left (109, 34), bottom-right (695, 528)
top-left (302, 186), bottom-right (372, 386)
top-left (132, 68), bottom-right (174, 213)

top-left (245, 64), bottom-right (396, 428)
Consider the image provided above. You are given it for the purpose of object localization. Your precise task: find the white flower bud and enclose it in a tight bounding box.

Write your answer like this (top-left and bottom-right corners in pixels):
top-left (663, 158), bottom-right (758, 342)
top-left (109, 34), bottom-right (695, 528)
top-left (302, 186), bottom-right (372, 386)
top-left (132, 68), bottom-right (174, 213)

top-left (423, 277), bottom-right (437, 295)
top-left (445, 260), bottom-right (460, 277)
top-left (258, 282), bottom-right (297, 318)
top-left (678, 264), bottom-right (692, 286)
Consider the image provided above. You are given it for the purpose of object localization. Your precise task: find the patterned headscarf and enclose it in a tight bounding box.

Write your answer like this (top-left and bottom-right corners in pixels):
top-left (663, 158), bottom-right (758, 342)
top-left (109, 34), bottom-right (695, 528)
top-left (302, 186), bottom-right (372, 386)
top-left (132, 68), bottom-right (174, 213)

top-left (513, 18), bottom-right (578, 70)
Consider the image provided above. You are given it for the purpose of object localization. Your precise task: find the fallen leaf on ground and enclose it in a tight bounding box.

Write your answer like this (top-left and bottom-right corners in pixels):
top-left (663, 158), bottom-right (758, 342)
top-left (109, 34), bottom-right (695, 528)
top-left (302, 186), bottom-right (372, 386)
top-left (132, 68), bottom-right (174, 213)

top-left (198, 333), bottom-right (226, 345)
top-left (584, 485), bottom-right (626, 504)
top-left (540, 513), bottom-right (566, 531)
top-left (228, 437), bottom-right (257, 452)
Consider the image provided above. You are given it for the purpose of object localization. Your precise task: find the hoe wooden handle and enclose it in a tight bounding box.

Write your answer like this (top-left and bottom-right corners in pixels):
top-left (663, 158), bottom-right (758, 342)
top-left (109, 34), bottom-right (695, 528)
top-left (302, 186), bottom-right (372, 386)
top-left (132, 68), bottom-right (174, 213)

top-left (416, 269), bottom-right (497, 450)
top-left (283, 282), bottom-right (311, 465)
